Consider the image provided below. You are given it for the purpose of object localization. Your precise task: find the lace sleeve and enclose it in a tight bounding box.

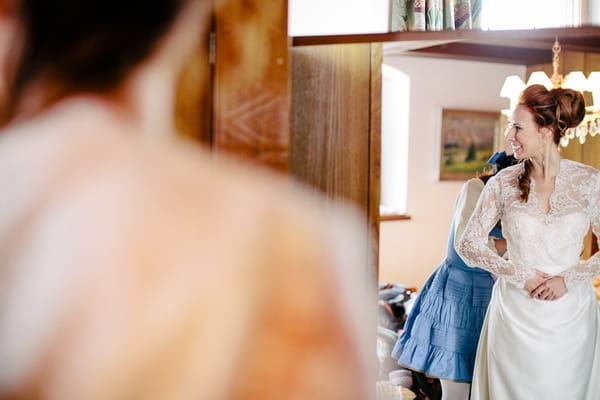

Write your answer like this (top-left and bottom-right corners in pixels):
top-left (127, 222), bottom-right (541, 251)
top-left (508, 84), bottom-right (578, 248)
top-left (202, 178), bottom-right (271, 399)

top-left (452, 179), bottom-right (484, 259)
top-left (457, 175), bottom-right (535, 289)
top-left (559, 173), bottom-right (600, 290)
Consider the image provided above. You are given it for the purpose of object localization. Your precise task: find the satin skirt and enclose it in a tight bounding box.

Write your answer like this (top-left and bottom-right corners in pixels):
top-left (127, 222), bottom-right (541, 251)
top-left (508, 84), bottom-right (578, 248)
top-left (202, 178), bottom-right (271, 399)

top-left (471, 279), bottom-right (600, 399)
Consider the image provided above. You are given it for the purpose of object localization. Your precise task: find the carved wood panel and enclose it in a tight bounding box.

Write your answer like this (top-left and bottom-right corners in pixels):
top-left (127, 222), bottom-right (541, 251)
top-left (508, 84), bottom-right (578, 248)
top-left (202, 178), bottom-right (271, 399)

top-left (212, 0), bottom-right (289, 172)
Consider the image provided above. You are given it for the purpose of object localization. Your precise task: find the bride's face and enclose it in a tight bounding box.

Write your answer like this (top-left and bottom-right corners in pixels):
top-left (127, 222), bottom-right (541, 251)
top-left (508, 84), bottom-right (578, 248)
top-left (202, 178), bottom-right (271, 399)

top-left (506, 105), bottom-right (545, 160)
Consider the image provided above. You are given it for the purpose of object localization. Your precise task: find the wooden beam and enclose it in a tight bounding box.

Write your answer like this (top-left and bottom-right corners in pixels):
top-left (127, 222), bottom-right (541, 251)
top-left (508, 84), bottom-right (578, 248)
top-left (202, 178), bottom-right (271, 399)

top-left (293, 26), bottom-right (600, 65)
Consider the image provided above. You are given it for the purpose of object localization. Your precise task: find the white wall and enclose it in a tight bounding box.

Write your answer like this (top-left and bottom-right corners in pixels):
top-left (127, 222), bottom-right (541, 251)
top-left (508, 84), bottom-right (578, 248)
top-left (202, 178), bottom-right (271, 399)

top-left (288, 0), bottom-right (389, 36)
top-left (379, 55), bottom-right (525, 288)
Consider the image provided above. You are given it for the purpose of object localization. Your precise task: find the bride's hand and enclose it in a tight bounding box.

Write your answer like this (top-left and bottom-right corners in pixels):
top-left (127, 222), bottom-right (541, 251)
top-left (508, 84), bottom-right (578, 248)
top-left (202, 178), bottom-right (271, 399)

top-left (524, 269), bottom-right (550, 293)
top-left (530, 275), bottom-right (568, 301)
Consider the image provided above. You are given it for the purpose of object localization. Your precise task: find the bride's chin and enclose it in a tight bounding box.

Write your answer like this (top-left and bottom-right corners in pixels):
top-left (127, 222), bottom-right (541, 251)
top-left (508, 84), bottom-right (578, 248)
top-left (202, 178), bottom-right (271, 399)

top-left (511, 148), bottom-right (524, 159)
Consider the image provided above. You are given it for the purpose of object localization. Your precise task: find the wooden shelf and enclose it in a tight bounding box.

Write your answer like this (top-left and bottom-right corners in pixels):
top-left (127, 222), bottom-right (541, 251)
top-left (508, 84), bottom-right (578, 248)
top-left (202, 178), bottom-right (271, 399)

top-left (292, 26), bottom-right (600, 65)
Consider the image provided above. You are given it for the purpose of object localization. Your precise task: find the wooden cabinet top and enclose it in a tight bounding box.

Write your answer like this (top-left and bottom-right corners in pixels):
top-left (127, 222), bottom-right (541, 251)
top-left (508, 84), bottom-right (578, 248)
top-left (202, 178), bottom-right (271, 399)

top-left (292, 26), bottom-right (600, 65)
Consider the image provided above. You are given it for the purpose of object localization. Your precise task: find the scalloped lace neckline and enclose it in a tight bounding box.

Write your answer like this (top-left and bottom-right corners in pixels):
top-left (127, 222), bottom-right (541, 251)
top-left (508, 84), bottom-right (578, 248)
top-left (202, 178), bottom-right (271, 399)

top-left (529, 159), bottom-right (565, 216)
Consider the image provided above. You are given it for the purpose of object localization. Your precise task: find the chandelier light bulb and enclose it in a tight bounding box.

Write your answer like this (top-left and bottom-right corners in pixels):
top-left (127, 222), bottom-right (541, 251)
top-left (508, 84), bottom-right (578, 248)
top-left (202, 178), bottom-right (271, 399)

top-left (563, 71), bottom-right (588, 92)
top-left (526, 71), bottom-right (553, 90)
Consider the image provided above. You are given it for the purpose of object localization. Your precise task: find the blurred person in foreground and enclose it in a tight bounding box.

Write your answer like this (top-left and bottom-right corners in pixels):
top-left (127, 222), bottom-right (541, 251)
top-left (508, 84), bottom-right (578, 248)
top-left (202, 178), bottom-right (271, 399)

top-left (0, 1), bottom-right (375, 399)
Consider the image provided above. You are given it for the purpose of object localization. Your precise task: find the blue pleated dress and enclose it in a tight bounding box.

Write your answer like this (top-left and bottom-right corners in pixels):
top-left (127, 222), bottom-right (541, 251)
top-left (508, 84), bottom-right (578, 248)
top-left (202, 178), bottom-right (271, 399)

top-left (391, 220), bottom-right (499, 382)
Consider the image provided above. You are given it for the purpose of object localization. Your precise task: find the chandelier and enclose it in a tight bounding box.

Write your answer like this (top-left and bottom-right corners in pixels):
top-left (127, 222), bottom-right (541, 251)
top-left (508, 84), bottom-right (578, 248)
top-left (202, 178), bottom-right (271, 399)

top-left (500, 38), bottom-right (600, 147)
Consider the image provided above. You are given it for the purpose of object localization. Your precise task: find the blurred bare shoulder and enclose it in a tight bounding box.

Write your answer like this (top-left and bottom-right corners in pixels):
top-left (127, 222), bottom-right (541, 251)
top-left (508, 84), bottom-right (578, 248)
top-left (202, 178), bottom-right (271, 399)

top-left (0, 101), bottom-right (375, 400)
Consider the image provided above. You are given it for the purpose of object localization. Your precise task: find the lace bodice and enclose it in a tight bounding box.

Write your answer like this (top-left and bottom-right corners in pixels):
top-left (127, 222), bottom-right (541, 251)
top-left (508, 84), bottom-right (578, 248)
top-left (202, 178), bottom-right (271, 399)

top-left (458, 159), bottom-right (600, 290)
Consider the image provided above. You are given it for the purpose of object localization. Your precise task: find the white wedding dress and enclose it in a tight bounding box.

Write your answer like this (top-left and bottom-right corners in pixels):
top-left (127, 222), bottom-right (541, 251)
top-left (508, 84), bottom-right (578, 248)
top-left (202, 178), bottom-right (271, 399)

top-left (459, 159), bottom-right (600, 399)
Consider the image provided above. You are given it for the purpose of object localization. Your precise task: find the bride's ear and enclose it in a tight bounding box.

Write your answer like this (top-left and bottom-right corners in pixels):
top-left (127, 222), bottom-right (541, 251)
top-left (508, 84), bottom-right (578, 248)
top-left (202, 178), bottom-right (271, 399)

top-left (539, 126), bottom-right (553, 140)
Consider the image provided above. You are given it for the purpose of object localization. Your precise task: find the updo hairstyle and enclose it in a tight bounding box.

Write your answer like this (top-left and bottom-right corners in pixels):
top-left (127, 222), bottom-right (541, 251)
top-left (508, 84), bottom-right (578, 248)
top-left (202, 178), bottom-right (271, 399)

top-left (516, 84), bottom-right (585, 201)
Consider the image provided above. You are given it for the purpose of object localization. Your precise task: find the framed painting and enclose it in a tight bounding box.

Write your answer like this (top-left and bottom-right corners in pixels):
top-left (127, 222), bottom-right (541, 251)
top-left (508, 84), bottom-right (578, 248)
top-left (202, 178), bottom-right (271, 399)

top-left (439, 109), bottom-right (501, 181)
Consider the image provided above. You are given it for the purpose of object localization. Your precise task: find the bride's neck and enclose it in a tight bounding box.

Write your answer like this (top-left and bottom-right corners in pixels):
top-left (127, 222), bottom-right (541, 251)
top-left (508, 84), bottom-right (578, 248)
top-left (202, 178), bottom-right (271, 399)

top-left (530, 146), bottom-right (561, 181)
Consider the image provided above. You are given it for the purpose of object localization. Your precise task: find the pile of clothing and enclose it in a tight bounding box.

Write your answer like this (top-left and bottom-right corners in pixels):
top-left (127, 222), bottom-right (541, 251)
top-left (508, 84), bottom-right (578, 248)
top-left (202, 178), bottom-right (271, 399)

top-left (377, 283), bottom-right (414, 398)
top-left (377, 283), bottom-right (441, 400)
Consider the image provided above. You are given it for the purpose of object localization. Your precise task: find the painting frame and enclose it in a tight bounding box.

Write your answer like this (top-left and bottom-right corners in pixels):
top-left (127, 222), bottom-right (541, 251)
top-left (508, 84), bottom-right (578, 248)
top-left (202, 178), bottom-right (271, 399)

top-left (439, 108), bottom-right (501, 181)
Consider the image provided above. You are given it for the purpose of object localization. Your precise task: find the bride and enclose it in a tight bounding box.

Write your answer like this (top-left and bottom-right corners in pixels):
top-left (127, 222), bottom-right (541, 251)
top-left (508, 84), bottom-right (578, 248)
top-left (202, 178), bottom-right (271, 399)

top-left (458, 84), bottom-right (600, 399)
